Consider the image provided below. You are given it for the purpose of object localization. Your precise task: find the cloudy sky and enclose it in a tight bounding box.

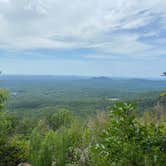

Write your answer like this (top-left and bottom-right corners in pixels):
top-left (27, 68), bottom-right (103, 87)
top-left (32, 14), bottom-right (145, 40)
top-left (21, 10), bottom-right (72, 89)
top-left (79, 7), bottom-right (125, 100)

top-left (0, 0), bottom-right (166, 78)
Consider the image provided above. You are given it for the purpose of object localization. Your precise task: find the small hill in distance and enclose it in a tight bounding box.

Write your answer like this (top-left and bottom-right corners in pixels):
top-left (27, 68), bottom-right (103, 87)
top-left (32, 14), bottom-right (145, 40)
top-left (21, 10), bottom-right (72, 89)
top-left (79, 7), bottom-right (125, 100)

top-left (91, 76), bottom-right (111, 80)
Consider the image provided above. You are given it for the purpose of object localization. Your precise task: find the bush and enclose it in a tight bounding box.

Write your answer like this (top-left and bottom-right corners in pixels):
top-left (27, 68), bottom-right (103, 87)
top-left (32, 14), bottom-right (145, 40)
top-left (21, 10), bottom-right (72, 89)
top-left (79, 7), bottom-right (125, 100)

top-left (91, 103), bottom-right (166, 166)
top-left (47, 109), bottom-right (73, 131)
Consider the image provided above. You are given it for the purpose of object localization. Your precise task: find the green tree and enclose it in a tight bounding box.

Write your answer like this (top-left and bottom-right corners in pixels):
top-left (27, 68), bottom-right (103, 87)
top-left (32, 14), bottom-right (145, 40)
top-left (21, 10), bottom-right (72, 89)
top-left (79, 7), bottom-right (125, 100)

top-left (91, 103), bottom-right (166, 166)
top-left (0, 82), bottom-right (29, 165)
top-left (47, 109), bottom-right (73, 131)
top-left (0, 89), bottom-right (8, 110)
top-left (160, 72), bottom-right (166, 97)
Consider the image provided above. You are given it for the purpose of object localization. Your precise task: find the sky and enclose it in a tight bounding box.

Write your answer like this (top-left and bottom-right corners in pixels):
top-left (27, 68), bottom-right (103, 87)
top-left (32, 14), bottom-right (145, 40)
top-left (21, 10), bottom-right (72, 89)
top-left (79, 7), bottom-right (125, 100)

top-left (0, 0), bottom-right (166, 78)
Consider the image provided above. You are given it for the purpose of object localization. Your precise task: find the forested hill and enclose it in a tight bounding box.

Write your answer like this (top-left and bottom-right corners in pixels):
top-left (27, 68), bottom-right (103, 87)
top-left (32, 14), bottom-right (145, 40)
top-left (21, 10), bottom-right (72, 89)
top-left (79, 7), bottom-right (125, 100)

top-left (1, 75), bottom-right (166, 95)
top-left (0, 75), bottom-right (166, 118)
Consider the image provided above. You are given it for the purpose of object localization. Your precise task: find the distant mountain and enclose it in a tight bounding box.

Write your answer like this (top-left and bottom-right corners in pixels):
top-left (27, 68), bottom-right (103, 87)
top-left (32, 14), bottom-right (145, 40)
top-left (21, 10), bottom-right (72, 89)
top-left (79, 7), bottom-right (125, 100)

top-left (91, 76), bottom-right (111, 80)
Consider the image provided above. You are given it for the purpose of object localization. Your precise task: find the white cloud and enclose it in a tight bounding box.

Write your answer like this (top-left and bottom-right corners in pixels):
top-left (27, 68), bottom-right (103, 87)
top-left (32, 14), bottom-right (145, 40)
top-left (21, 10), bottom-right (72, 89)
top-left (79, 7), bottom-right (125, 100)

top-left (0, 0), bottom-right (166, 58)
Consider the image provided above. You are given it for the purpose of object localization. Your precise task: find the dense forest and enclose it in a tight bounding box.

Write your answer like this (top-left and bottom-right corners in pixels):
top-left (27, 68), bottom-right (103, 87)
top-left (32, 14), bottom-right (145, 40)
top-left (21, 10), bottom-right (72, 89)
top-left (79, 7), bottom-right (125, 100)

top-left (0, 76), bottom-right (166, 166)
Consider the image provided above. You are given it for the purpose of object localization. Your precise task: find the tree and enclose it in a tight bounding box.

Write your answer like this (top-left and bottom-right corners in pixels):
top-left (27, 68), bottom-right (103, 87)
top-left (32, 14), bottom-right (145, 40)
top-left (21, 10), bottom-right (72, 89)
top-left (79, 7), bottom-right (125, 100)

top-left (0, 80), bottom-right (10, 146)
top-left (91, 103), bottom-right (166, 166)
top-left (0, 89), bottom-right (8, 110)
top-left (47, 109), bottom-right (73, 131)
top-left (159, 72), bottom-right (166, 104)
top-left (0, 78), bottom-right (29, 166)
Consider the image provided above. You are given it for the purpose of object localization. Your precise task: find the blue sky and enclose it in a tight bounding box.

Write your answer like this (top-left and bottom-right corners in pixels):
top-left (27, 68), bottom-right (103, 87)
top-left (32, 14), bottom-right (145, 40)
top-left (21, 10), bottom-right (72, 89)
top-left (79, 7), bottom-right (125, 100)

top-left (0, 0), bottom-right (166, 78)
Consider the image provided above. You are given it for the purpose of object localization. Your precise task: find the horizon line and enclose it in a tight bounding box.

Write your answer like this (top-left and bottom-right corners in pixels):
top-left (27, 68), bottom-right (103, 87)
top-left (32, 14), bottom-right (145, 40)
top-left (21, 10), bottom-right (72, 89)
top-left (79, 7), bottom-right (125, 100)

top-left (0, 74), bottom-right (165, 80)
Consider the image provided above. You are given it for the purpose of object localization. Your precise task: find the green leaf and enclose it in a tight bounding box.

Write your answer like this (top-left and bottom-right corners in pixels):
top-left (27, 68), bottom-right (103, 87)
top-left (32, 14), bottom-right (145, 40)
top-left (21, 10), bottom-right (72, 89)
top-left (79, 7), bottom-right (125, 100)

top-left (160, 91), bottom-right (166, 97)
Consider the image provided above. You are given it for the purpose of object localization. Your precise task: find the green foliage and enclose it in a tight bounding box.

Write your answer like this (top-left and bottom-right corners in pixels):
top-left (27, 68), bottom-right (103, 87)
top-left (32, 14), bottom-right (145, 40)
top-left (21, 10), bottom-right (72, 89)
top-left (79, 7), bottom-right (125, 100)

top-left (1, 100), bottom-right (166, 166)
top-left (1, 135), bottom-right (29, 166)
top-left (91, 103), bottom-right (166, 166)
top-left (0, 89), bottom-right (8, 110)
top-left (3, 76), bottom-right (165, 118)
top-left (47, 109), bottom-right (73, 131)
top-left (0, 85), bottom-right (29, 165)
top-left (160, 91), bottom-right (166, 97)
top-left (29, 120), bottom-right (86, 166)
top-left (1, 76), bottom-right (166, 165)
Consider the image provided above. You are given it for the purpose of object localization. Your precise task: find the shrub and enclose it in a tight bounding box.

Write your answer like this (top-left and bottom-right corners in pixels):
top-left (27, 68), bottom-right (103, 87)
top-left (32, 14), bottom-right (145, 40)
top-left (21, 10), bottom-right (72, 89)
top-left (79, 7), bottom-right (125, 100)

top-left (91, 103), bottom-right (166, 166)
